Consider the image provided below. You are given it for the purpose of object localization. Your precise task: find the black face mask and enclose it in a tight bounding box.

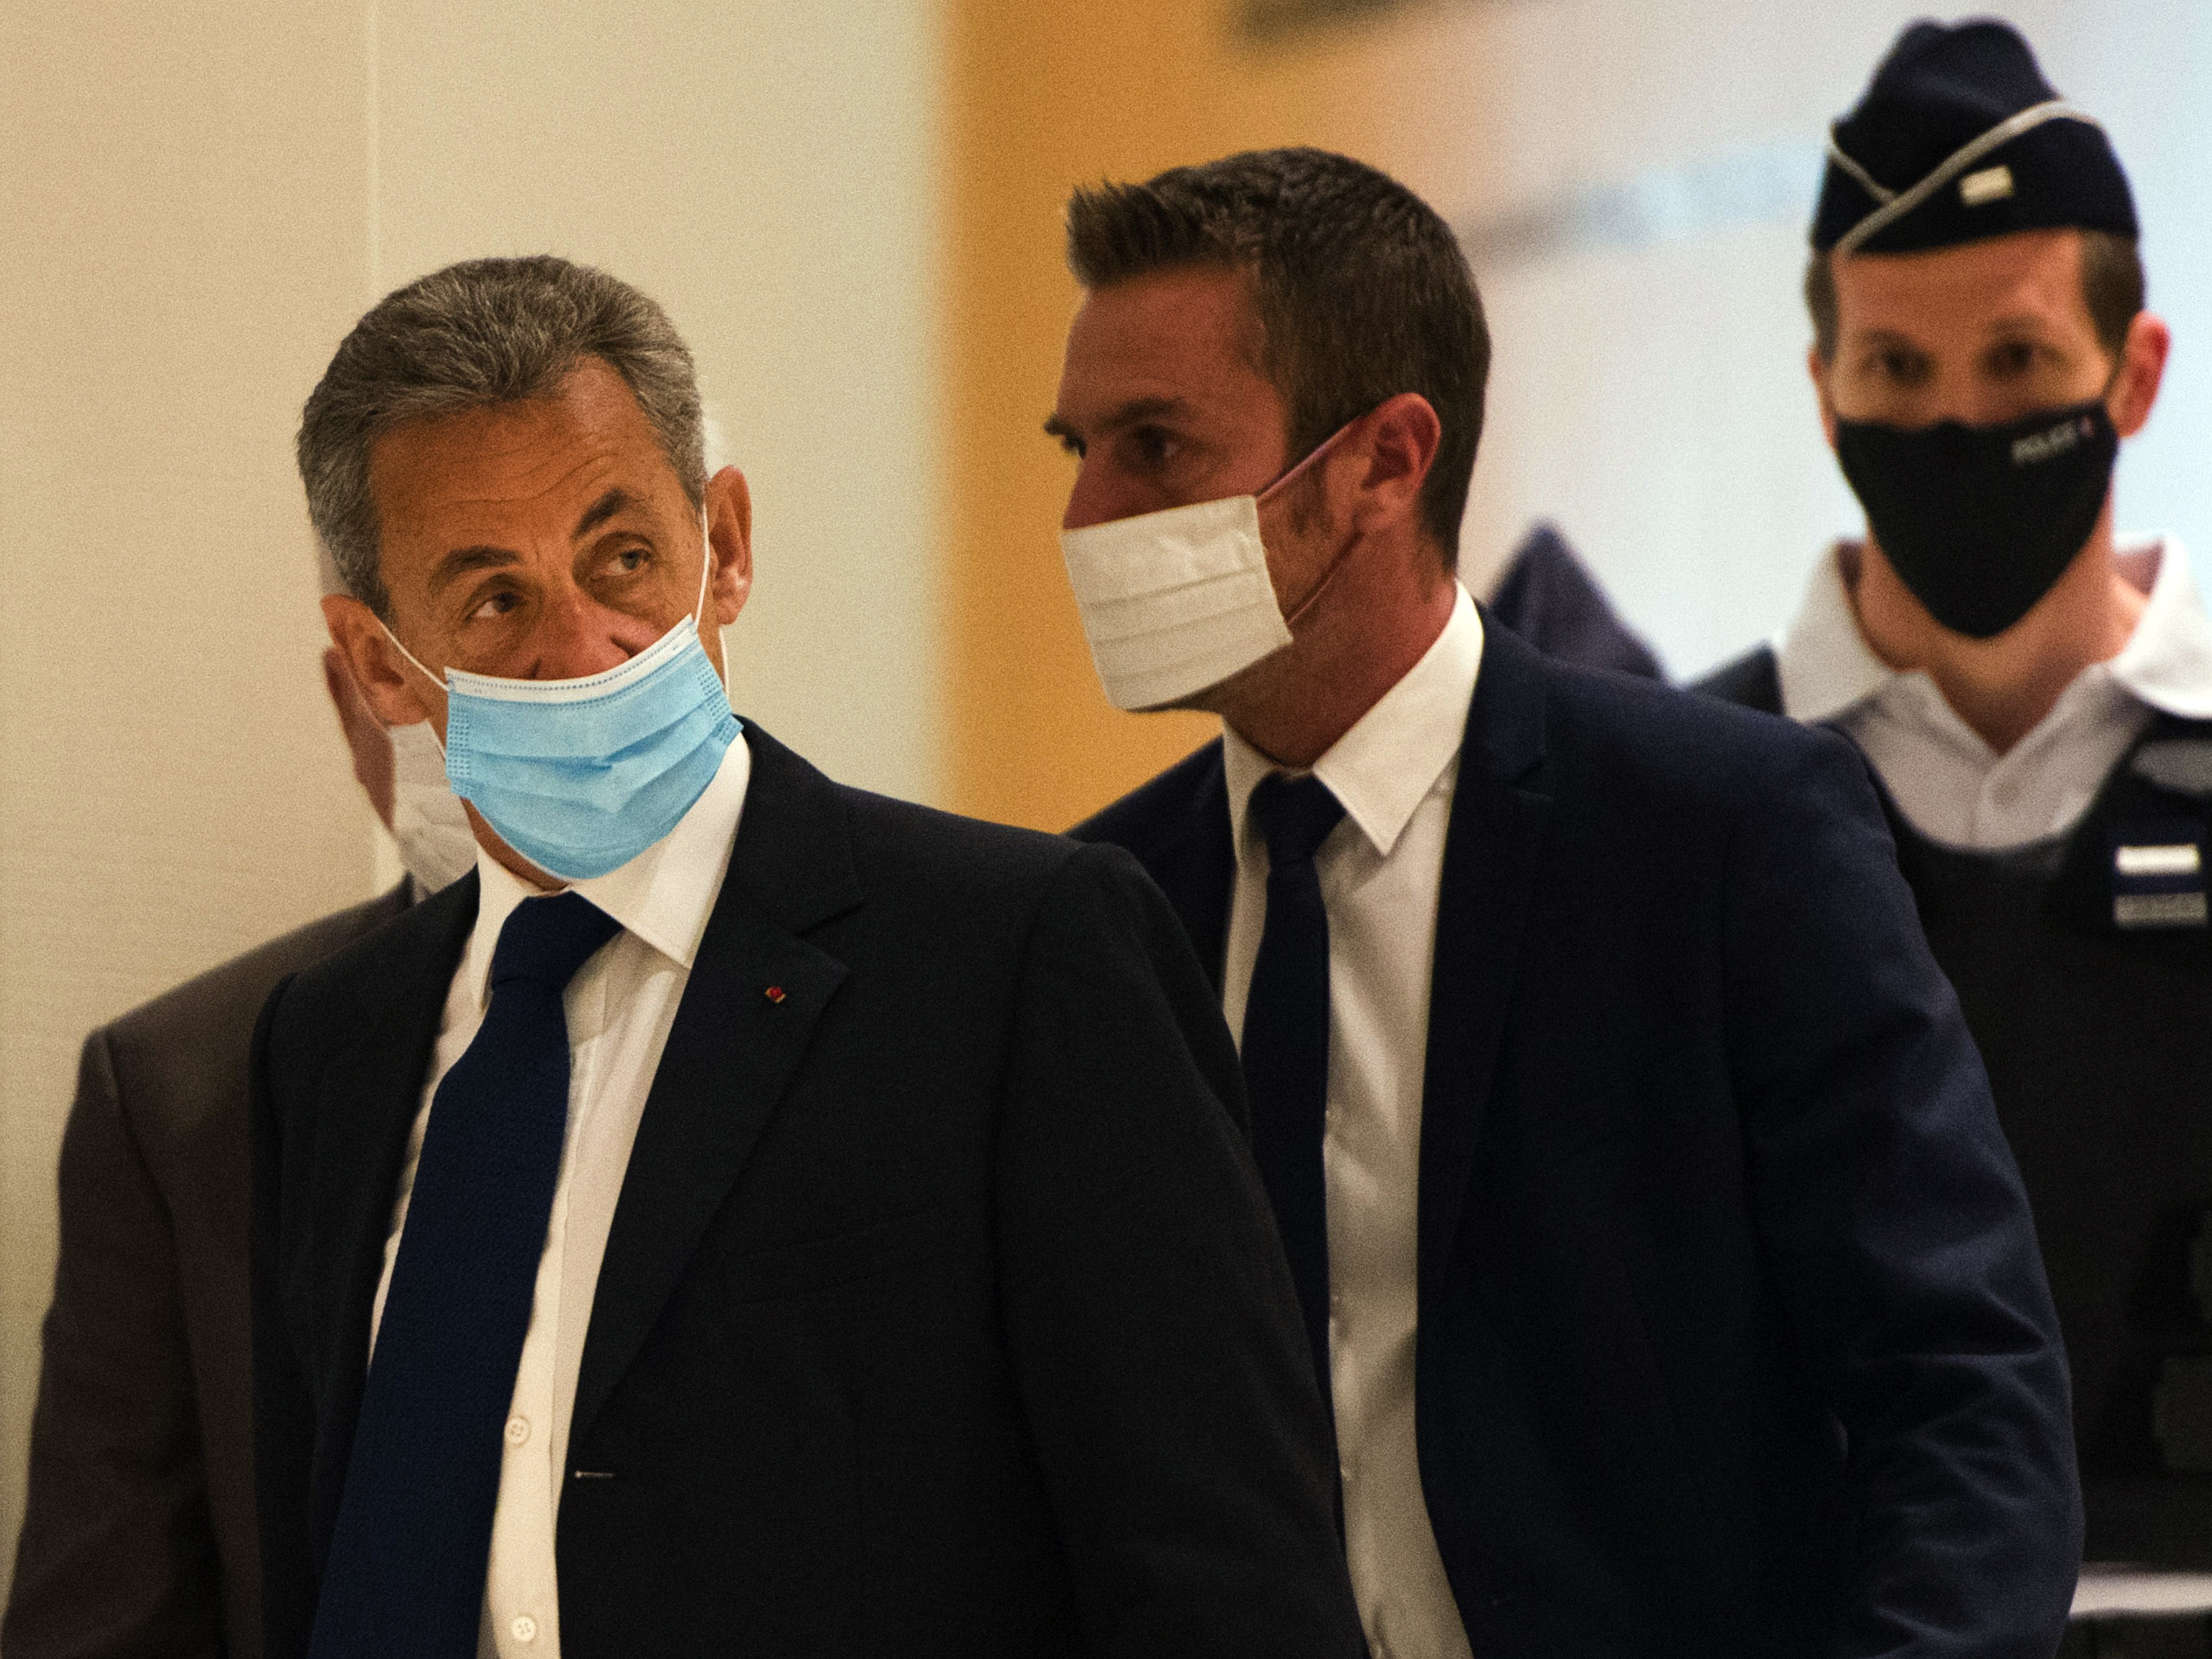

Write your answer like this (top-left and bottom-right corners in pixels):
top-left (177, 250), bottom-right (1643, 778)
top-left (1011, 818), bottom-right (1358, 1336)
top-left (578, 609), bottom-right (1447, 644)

top-left (1835, 399), bottom-right (2119, 639)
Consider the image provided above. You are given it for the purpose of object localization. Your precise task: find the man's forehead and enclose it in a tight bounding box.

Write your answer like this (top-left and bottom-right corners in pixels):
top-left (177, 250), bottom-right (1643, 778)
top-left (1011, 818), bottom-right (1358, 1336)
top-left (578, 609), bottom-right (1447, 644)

top-left (371, 361), bottom-right (673, 526)
top-left (1059, 266), bottom-right (1268, 414)
top-left (1835, 228), bottom-right (2089, 333)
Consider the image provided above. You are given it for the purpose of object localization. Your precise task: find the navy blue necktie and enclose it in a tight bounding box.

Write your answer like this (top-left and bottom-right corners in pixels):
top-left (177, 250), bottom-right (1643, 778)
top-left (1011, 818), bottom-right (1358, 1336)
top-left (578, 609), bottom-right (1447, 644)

top-left (1242, 772), bottom-right (1346, 1410)
top-left (309, 891), bottom-right (621, 1659)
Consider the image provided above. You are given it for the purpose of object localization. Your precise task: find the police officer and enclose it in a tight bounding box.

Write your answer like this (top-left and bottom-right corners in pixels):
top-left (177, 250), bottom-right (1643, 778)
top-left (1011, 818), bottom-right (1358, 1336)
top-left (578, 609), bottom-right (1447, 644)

top-left (1701, 21), bottom-right (2212, 1654)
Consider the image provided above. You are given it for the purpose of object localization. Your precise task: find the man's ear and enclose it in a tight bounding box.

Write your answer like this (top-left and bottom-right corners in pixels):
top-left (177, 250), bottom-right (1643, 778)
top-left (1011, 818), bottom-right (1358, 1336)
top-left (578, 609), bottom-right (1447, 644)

top-left (1808, 345), bottom-right (1841, 453)
top-left (2110, 311), bottom-right (2172, 440)
top-left (323, 646), bottom-right (397, 829)
top-left (706, 465), bottom-right (754, 628)
top-left (324, 594), bottom-right (441, 731)
top-left (1345, 392), bottom-right (1442, 536)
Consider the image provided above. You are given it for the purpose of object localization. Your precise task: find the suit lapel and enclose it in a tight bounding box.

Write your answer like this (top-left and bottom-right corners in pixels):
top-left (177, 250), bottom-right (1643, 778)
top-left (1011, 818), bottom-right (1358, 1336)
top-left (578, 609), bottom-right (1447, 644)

top-left (1072, 739), bottom-right (1236, 988)
top-left (1150, 757), bottom-right (1236, 990)
top-left (570, 727), bottom-right (861, 1446)
top-left (1417, 618), bottom-right (1554, 1314)
top-left (309, 878), bottom-right (478, 1434)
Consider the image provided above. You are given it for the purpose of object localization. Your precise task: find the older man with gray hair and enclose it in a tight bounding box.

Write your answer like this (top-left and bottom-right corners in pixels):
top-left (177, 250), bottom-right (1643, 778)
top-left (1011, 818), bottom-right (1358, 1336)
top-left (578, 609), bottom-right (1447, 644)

top-left (257, 254), bottom-right (1363, 1659)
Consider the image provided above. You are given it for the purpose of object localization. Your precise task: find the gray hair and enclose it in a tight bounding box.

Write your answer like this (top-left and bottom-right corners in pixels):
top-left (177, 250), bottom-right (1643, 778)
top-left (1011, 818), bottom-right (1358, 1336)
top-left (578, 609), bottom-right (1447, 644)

top-left (298, 255), bottom-right (706, 617)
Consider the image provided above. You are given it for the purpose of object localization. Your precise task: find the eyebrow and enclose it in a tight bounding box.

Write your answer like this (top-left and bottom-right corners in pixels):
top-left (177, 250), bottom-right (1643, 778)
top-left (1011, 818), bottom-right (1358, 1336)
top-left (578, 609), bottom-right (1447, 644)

top-left (572, 486), bottom-right (636, 539)
top-left (427, 543), bottom-right (520, 596)
top-left (1042, 396), bottom-right (1190, 444)
top-left (1854, 313), bottom-right (2061, 351)
top-left (427, 487), bottom-right (648, 595)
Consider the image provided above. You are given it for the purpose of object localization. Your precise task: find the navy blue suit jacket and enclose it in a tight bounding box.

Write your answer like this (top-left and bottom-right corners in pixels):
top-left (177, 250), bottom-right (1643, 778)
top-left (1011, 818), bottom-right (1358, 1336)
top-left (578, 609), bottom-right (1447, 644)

top-left (1073, 618), bottom-right (2081, 1658)
top-left (253, 726), bottom-right (1366, 1659)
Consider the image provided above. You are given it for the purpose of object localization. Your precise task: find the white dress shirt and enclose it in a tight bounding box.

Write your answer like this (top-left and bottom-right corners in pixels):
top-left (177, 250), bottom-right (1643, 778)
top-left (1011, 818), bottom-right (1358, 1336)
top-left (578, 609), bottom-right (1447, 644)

top-left (1777, 538), bottom-right (2212, 1617)
top-left (1221, 582), bottom-right (1483, 1659)
top-left (1774, 537), bottom-right (2212, 849)
top-left (369, 735), bottom-right (752, 1659)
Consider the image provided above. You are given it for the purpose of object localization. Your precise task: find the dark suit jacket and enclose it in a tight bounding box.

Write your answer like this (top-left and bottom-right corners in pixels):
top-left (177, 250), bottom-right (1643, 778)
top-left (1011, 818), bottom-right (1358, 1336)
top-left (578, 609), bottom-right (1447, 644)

top-left (1073, 618), bottom-right (2082, 1658)
top-left (252, 726), bottom-right (1366, 1659)
top-left (1488, 522), bottom-right (1664, 681)
top-left (4, 885), bottom-right (410, 1659)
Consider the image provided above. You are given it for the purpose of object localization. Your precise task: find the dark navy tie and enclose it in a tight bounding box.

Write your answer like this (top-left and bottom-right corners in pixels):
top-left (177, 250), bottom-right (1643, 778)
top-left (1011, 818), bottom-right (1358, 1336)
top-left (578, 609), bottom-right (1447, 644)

top-left (309, 891), bottom-right (621, 1659)
top-left (1242, 772), bottom-right (1347, 1411)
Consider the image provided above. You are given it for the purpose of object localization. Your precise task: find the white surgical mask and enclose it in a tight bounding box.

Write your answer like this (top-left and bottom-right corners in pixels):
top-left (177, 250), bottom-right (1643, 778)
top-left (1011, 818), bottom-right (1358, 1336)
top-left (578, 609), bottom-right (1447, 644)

top-left (1057, 420), bottom-right (1358, 711)
top-left (387, 719), bottom-right (479, 893)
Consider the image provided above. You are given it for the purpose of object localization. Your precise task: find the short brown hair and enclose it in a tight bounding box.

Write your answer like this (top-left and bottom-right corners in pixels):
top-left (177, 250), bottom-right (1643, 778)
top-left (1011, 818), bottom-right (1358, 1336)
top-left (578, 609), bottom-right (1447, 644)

top-left (1066, 148), bottom-right (1489, 566)
top-left (1805, 230), bottom-right (2145, 362)
top-left (300, 255), bottom-right (705, 618)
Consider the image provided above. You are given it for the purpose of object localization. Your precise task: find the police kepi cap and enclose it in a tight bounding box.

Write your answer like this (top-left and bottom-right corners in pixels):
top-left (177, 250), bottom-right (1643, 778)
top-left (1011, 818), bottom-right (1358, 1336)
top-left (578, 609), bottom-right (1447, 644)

top-left (1812, 19), bottom-right (2137, 258)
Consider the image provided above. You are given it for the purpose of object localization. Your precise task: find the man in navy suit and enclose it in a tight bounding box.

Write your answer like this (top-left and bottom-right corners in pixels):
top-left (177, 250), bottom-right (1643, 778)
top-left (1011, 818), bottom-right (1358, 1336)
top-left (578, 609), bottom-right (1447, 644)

top-left (255, 255), bottom-right (1365, 1659)
top-left (1049, 146), bottom-right (2081, 1658)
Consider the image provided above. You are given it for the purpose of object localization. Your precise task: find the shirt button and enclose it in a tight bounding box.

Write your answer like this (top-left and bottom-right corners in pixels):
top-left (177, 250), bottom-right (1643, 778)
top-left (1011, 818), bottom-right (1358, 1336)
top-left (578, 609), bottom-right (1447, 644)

top-left (511, 1614), bottom-right (539, 1643)
top-left (504, 1416), bottom-right (531, 1447)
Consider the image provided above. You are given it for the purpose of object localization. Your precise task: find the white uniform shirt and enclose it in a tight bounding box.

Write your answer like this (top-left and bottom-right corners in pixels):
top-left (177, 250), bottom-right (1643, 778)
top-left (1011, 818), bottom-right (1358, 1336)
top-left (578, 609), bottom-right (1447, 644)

top-left (1774, 538), bottom-right (2212, 1616)
top-left (1221, 582), bottom-right (1483, 1659)
top-left (1774, 537), bottom-right (2212, 849)
top-left (369, 735), bottom-right (752, 1659)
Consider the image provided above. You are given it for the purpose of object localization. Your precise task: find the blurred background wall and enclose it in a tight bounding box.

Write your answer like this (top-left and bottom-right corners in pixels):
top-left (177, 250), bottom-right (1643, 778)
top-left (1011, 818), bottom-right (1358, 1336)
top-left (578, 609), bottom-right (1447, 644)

top-left (3, 0), bottom-right (2209, 1597)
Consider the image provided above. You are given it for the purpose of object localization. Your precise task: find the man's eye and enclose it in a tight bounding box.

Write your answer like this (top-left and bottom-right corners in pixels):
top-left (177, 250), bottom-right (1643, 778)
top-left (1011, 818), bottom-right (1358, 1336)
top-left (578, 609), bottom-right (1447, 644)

top-left (1989, 340), bottom-right (2038, 377)
top-left (470, 590), bottom-right (520, 621)
top-left (1863, 347), bottom-right (1932, 390)
top-left (1130, 427), bottom-right (1179, 467)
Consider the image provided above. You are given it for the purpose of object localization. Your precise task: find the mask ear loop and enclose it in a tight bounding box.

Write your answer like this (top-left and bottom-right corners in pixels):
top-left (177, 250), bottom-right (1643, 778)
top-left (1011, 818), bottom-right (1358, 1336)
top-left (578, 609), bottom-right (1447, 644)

top-left (691, 503), bottom-right (715, 623)
top-left (1257, 415), bottom-right (1368, 627)
top-left (373, 614), bottom-right (453, 760)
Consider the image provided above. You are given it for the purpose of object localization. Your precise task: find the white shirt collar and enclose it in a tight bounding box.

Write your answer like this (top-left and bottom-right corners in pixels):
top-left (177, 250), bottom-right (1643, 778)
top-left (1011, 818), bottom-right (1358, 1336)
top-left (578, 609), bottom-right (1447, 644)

top-left (2106, 538), bottom-right (2212, 719)
top-left (1773, 542), bottom-right (1893, 724)
top-left (460, 732), bottom-right (754, 1013)
top-left (1223, 582), bottom-right (1484, 862)
top-left (1774, 535), bottom-right (2212, 724)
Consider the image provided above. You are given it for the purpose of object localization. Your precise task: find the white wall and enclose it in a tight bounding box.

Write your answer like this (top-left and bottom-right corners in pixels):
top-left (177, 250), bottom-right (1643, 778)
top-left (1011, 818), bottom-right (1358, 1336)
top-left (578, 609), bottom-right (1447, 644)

top-left (1452, 0), bottom-right (2212, 679)
top-left (372, 0), bottom-right (945, 805)
top-left (0, 0), bottom-right (942, 1600)
top-left (0, 1), bottom-right (374, 1596)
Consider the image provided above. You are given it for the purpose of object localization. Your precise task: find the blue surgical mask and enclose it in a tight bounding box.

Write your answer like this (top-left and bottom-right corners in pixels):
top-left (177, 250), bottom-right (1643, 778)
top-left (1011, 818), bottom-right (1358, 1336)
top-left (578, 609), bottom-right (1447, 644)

top-left (380, 511), bottom-right (740, 881)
